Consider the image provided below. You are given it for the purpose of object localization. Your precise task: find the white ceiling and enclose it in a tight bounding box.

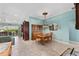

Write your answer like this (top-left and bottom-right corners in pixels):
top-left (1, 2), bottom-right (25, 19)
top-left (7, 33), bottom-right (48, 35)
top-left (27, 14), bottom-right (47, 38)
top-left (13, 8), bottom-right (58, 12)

top-left (0, 3), bottom-right (74, 24)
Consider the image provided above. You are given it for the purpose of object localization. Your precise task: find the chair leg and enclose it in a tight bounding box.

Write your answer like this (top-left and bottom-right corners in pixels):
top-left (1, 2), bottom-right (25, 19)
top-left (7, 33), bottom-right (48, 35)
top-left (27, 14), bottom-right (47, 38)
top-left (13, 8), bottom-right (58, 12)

top-left (70, 48), bottom-right (74, 56)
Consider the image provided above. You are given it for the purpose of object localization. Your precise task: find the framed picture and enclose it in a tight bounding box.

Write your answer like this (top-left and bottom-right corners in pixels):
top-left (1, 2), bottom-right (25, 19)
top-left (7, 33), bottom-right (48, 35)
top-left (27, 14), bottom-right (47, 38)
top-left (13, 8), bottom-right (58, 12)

top-left (49, 23), bottom-right (59, 31)
top-left (49, 24), bottom-right (54, 30)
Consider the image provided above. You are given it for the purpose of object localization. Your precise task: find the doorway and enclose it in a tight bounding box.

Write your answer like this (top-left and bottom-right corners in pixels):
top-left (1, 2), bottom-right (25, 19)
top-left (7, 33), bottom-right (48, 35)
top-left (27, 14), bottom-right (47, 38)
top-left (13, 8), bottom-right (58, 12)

top-left (21, 21), bottom-right (29, 40)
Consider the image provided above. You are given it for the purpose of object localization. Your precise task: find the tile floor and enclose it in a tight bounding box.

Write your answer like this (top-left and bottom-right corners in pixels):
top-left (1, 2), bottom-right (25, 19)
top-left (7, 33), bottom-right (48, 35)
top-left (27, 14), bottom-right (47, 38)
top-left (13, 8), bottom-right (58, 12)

top-left (11, 36), bottom-right (79, 56)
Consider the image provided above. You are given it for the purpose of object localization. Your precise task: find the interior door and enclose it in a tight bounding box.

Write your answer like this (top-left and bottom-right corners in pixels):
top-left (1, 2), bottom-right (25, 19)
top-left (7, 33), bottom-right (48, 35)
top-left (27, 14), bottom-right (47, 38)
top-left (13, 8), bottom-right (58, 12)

top-left (22, 21), bottom-right (29, 40)
top-left (75, 3), bottom-right (79, 29)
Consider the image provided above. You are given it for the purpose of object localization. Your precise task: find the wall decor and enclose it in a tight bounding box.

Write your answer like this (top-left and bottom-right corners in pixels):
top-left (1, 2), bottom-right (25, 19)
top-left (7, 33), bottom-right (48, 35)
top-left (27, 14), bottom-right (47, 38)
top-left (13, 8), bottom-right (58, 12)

top-left (49, 23), bottom-right (59, 31)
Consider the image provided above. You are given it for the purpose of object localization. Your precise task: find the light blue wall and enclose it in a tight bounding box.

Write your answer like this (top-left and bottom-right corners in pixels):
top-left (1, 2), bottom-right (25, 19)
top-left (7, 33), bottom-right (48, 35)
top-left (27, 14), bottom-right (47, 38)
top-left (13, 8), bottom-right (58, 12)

top-left (29, 17), bottom-right (43, 40)
top-left (76, 30), bottom-right (79, 41)
top-left (44, 9), bottom-right (76, 42)
top-left (68, 10), bottom-right (79, 42)
top-left (29, 9), bottom-right (79, 42)
top-left (69, 23), bottom-right (79, 42)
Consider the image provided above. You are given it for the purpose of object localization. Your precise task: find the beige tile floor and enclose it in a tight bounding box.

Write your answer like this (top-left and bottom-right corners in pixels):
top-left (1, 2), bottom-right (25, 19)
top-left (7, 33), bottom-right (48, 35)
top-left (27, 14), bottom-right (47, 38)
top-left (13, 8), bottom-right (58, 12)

top-left (11, 36), bottom-right (79, 56)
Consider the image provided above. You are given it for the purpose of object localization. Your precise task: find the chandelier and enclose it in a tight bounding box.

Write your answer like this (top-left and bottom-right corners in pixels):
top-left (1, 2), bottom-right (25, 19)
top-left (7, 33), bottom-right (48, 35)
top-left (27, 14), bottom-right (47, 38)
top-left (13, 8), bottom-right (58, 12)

top-left (42, 12), bottom-right (48, 19)
top-left (42, 11), bottom-right (48, 27)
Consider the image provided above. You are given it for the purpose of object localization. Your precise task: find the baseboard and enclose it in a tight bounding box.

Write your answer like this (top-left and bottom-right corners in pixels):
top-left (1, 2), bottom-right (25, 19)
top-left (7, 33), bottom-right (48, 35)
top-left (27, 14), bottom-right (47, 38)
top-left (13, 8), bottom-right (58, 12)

top-left (55, 39), bottom-right (79, 45)
top-left (69, 40), bottom-right (79, 45)
top-left (54, 39), bottom-right (70, 45)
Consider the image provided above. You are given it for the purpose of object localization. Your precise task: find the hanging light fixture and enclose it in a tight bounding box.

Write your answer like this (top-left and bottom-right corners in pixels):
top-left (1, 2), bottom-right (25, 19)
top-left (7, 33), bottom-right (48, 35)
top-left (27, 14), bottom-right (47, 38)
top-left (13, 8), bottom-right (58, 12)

top-left (42, 11), bottom-right (48, 27)
top-left (42, 12), bottom-right (48, 19)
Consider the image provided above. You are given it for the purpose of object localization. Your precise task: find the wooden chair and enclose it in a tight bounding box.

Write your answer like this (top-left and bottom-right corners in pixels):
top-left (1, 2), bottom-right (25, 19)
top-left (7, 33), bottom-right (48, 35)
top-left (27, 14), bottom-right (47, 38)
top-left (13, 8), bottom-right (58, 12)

top-left (32, 32), bottom-right (43, 40)
top-left (45, 32), bottom-right (52, 41)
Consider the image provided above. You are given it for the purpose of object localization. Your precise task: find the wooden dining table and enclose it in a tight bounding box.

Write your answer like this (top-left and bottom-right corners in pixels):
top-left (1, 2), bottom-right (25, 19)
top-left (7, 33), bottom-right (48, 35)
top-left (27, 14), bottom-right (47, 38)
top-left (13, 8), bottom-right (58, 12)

top-left (36, 33), bottom-right (52, 44)
top-left (36, 34), bottom-right (46, 41)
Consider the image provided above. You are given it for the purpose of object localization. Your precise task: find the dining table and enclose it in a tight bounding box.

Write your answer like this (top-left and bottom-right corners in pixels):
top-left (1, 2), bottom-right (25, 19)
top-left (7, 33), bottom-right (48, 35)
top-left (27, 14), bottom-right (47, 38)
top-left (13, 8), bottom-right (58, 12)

top-left (36, 33), bottom-right (52, 44)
